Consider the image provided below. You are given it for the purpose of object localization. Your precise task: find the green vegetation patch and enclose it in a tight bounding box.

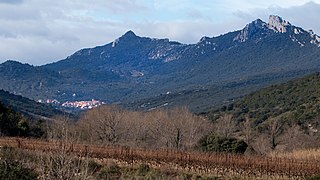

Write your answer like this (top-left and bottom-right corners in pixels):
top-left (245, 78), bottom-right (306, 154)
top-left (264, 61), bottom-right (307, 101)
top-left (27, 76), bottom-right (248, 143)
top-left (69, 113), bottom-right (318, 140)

top-left (199, 134), bottom-right (248, 154)
top-left (207, 73), bottom-right (320, 129)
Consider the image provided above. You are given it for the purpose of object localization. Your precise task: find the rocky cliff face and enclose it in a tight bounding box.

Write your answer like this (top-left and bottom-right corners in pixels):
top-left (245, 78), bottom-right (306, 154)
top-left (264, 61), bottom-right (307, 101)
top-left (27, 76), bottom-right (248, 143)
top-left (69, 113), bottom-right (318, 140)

top-left (268, 15), bottom-right (291, 33)
top-left (234, 19), bottom-right (269, 42)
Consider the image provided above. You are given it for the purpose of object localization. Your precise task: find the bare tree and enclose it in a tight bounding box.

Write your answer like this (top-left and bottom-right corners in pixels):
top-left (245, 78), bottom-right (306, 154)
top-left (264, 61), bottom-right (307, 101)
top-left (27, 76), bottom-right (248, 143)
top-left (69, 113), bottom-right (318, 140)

top-left (253, 134), bottom-right (272, 154)
top-left (279, 125), bottom-right (320, 151)
top-left (46, 115), bottom-right (79, 143)
top-left (267, 118), bottom-right (283, 150)
top-left (147, 107), bottom-right (212, 150)
top-left (40, 116), bottom-right (94, 180)
top-left (168, 107), bottom-right (212, 150)
top-left (118, 110), bottom-right (148, 147)
top-left (146, 109), bottom-right (172, 148)
top-left (215, 114), bottom-right (236, 138)
top-left (79, 105), bottom-right (129, 145)
top-left (241, 116), bottom-right (253, 145)
top-left (79, 106), bottom-right (212, 150)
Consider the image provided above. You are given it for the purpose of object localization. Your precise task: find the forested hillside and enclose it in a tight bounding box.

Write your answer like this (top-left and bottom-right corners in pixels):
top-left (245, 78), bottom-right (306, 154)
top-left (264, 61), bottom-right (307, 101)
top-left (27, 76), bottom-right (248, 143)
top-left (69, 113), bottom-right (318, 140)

top-left (0, 90), bottom-right (70, 118)
top-left (0, 102), bottom-right (44, 137)
top-left (208, 73), bottom-right (320, 126)
top-left (205, 73), bottom-right (320, 153)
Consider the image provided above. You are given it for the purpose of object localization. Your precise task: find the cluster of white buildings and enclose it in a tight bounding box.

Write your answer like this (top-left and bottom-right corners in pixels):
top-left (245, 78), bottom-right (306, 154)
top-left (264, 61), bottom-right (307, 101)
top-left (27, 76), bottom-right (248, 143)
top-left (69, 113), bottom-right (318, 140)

top-left (45, 99), bottom-right (60, 104)
top-left (39, 98), bottom-right (106, 110)
top-left (61, 99), bottom-right (106, 110)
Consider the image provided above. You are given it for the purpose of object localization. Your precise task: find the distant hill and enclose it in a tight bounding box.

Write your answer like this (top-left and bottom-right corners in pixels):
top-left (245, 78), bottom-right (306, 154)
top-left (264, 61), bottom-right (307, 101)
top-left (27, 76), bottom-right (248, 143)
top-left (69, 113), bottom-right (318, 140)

top-left (0, 90), bottom-right (70, 119)
top-left (122, 70), bottom-right (313, 112)
top-left (0, 15), bottom-right (320, 112)
top-left (206, 73), bottom-right (320, 129)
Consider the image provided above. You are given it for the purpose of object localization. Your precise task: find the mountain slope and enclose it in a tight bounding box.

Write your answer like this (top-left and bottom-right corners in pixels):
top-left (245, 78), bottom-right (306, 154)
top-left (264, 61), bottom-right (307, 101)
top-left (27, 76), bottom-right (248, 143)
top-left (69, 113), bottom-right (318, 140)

top-left (0, 60), bottom-right (64, 101)
top-left (0, 90), bottom-right (69, 118)
top-left (206, 73), bottom-right (320, 129)
top-left (0, 15), bottom-right (320, 112)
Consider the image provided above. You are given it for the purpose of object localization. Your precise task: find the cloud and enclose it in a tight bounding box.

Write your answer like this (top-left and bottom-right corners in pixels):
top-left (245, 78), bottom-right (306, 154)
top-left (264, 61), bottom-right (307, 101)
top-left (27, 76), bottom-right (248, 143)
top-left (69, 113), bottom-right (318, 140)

top-left (269, 1), bottom-right (320, 33)
top-left (233, 10), bottom-right (256, 21)
top-left (0, 0), bottom-right (320, 65)
top-left (131, 18), bottom-right (247, 44)
top-left (0, 0), bottom-right (148, 65)
top-left (0, 0), bottom-right (23, 4)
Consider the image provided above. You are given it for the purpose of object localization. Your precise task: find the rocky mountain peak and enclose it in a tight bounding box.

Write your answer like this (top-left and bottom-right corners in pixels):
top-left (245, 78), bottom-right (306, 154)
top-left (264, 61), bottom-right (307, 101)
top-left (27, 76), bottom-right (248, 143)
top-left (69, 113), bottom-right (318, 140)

top-left (233, 18), bottom-right (267, 42)
top-left (268, 15), bottom-right (291, 33)
top-left (112, 30), bottom-right (138, 47)
top-left (122, 30), bottom-right (137, 38)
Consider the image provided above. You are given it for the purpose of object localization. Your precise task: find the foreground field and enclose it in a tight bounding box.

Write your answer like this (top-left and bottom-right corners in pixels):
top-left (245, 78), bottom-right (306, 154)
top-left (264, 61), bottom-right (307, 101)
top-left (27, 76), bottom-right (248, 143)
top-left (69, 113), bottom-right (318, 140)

top-left (0, 137), bottom-right (319, 179)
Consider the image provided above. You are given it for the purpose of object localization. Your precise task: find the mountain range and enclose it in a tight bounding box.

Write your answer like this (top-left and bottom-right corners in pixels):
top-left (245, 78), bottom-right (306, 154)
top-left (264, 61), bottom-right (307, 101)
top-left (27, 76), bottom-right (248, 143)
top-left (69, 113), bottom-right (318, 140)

top-left (1, 15), bottom-right (320, 112)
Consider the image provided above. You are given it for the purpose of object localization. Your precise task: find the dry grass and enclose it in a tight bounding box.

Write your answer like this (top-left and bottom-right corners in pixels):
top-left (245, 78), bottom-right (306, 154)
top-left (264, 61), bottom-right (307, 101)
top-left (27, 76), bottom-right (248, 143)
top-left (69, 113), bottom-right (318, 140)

top-left (1, 137), bottom-right (320, 179)
top-left (269, 149), bottom-right (320, 161)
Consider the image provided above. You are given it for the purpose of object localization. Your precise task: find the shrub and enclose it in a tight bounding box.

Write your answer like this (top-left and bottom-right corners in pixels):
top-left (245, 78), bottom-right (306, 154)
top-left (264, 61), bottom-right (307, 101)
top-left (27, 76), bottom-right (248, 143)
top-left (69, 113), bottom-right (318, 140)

top-left (199, 134), bottom-right (248, 154)
top-left (97, 164), bottom-right (121, 179)
top-left (0, 160), bottom-right (38, 180)
top-left (307, 175), bottom-right (320, 180)
top-left (87, 160), bottom-right (102, 173)
top-left (136, 164), bottom-right (150, 176)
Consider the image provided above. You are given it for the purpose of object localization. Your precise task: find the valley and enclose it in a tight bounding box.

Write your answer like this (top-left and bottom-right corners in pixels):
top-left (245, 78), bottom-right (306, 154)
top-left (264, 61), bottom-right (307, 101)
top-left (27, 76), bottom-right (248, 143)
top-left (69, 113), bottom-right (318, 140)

top-left (1, 14), bottom-right (320, 179)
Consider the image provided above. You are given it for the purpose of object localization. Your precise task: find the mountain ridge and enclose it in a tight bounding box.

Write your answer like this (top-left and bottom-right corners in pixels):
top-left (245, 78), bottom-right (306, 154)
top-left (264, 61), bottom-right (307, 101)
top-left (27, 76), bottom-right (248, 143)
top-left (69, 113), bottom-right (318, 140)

top-left (1, 15), bottom-right (320, 112)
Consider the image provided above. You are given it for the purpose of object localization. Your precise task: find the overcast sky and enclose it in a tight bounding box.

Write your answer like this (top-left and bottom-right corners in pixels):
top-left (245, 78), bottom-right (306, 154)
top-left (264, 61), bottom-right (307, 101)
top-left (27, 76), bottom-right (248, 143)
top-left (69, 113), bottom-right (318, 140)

top-left (1, 0), bottom-right (320, 65)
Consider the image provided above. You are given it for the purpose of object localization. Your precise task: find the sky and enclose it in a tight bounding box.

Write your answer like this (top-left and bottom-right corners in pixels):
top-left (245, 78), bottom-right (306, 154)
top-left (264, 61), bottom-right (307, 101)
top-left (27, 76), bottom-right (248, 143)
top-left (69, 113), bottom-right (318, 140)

top-left (1, 0), bottom-right (320, 65)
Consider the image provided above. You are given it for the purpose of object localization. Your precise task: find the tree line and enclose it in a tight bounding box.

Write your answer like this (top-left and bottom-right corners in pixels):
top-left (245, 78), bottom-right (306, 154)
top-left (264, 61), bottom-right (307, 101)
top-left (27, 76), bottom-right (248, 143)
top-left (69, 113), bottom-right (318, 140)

top-left (50, 106), bottom-right (212, 151)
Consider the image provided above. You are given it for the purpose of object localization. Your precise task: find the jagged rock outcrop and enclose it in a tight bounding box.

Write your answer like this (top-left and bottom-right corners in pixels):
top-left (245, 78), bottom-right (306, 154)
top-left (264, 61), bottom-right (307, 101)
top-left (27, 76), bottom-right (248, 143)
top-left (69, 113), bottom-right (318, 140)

top-left (268, 15), bottom-right (291, 33)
